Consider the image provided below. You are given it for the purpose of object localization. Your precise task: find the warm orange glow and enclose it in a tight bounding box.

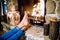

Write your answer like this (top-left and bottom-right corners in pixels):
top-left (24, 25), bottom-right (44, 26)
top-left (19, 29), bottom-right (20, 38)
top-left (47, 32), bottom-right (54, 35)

top-left (32, 0), bottom-right (44, 17)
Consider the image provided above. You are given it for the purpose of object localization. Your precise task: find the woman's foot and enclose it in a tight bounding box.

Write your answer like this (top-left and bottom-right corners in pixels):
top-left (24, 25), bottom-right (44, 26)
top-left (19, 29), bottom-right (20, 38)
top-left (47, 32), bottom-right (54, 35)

top-left (17, 11), bottom-right (30, 30)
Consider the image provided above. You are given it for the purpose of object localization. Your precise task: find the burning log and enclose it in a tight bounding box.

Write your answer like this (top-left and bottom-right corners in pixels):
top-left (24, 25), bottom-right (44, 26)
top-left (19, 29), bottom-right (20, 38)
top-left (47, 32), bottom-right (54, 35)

top-left (44, 22), bottom-right (50, 36)
top-left (49, 17), bottom-right (59, 40)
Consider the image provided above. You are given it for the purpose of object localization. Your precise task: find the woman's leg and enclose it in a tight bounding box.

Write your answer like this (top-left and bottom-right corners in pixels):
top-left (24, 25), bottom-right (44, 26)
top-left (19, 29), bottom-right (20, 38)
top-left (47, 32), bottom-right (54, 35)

top-left (7, 29), bottom-right (25, 40)
top-left (0, 11), bottom-right (29, 40)
top-left (7, 11), bottom-right (29, 40)
top-left (1, 26), bottom-right (20, 40)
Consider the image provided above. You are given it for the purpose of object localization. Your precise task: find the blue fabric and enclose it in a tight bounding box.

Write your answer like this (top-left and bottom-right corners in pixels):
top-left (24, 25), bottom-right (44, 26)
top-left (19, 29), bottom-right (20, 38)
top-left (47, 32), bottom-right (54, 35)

top-left (7, 29), bottom-right (25, 40)
top-left (0, 26), bottom-right (25, 40)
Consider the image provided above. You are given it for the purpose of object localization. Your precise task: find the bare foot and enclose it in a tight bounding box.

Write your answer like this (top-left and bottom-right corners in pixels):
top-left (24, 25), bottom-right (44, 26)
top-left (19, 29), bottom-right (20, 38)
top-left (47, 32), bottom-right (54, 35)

top-left (17, 11), bottom-right (30, 29)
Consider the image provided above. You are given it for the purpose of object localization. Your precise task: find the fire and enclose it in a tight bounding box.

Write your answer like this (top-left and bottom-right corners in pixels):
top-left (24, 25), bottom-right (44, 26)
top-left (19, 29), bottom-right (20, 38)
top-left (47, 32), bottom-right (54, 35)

top-left (32, 0), bottom-right (44, 17)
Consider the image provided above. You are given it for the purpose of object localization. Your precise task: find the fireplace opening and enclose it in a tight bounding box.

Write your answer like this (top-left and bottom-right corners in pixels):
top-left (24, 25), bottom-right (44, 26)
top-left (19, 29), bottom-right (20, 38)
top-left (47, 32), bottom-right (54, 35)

top-left (18, 0), bottom-right (45, 25)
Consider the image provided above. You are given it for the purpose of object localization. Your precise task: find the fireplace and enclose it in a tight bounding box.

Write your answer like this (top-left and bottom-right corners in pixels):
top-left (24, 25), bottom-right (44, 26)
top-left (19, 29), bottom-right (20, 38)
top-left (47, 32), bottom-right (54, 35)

top-left (18, 0), bottom-right (45, 25)
top-left (1, 0), bottom-right (45, 26)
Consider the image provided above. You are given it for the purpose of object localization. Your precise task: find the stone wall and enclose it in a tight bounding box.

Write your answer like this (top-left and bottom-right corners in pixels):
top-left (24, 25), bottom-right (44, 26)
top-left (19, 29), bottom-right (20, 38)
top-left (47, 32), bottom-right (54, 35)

top-left (45, 0), bottom-right (60, 22)
top-left (56, 2), bottom-right (60, 18)
top-left (46, 0), bottom-right (56, 14)
top-left (6, 0), bottom-right (18, 11)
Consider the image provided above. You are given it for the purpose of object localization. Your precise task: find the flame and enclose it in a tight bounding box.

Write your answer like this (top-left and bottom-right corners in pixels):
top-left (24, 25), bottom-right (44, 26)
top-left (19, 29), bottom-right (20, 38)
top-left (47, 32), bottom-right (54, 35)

top-left (32, 0), bottom-right (44, 17)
